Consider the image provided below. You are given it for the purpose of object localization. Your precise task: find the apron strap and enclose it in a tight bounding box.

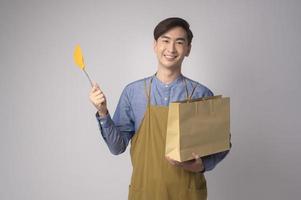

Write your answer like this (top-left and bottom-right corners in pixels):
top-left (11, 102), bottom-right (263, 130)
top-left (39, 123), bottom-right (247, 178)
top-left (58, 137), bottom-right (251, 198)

top-left (144, 76), bottom-right (154, 105)
top-left (183, 78), bottom-right (198, 101)
top-left (183, 78), bottom-right (189, 100)
top-left (189, 83), bottom-right (198, 101)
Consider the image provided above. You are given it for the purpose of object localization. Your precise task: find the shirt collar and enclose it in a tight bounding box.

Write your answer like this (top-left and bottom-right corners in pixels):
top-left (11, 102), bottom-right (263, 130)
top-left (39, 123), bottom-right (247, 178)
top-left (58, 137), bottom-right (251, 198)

top-left (153, 73), bottom-right (184, 88)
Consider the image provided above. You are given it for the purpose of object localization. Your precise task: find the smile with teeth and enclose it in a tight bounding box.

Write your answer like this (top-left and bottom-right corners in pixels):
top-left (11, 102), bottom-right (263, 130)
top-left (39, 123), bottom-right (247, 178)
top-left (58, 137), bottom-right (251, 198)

top-left (164, 54), bottom-right (177, 59)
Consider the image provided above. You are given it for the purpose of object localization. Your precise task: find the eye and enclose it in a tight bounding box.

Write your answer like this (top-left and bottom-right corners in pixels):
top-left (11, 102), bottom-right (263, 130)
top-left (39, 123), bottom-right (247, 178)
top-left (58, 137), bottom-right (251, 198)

top-left (162, 39), bottom-right (169, 43)
top-left (176, 41), bottom-right (184, 45)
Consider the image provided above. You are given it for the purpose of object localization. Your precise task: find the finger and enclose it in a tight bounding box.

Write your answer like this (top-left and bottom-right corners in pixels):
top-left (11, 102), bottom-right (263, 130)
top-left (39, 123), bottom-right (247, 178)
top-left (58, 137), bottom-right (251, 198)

top-left (93, 81), bottom-right (99, 88)
top-left (95, 83), bottom-right (101, 90)
top-left (93, 92), bottom-right (104, 99)
top-left (96, 94), bottom-right (106, 100)
top-left (166, 156), bottom-right (176, 165)
top-left (92, 81), bottom-right (99, 88)
top-left (90, 86), bottom-right (96, 94)
top-left (192, 152), bottom-right (200, 162)
top-left (97, 97), bottom-right (106, 104)
top-left (95, 88), bottom-right (101, 93)
top-left (91, 86), bottom-right (100, 94)
top-left (91, 84), bottom-right (100, 93)
top-left (98, 93), bottom-right (105, 99)
top-left (165, 156), bottom-right (171, 161)
top-left (94, 90), bottom-right (102, 96)
top-left (167, 156), bottom-right (181, 166)
top-left (96, 89), bottom-right (103, 95)
top-left (165, 156), bottom-right (172, 163)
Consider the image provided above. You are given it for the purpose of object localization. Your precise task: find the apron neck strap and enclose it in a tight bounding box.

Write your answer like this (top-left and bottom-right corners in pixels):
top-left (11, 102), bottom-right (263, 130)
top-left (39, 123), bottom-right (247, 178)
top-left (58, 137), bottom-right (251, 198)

top-left (144, 76), bottom-right (154, 105)
top-left (183, 77), bottom-right (198, 102)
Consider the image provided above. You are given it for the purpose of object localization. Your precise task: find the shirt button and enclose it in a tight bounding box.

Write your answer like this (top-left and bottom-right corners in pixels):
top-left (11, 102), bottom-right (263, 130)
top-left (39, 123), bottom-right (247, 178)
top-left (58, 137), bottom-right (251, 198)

top-left (100, 121), bottom-right (104, 125)
top-left (165, 85), bottom-right (168, 87)
top-left (164, 97), bottom-right (168, 101)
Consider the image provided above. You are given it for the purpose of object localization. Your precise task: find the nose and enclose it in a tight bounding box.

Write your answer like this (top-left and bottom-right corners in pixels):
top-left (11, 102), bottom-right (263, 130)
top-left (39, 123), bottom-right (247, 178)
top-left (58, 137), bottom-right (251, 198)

top-left (167, 41), bottom-right (176, 53)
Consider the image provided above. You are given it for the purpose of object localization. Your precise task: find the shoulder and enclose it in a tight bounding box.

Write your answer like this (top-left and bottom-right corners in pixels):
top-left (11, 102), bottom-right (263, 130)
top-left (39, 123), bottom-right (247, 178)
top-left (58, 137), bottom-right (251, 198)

top-left (121, 75), bottom-right (153, 98)
top-left (183, 75), bottom-right (214, 97)
top-left (125, 76), bottom-right (153, 89)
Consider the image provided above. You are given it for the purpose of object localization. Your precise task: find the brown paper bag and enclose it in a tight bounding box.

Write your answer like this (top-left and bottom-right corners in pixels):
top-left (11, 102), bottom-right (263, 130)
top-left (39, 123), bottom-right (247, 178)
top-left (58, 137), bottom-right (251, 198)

top-left (165, 95), bottom-right (230, 162)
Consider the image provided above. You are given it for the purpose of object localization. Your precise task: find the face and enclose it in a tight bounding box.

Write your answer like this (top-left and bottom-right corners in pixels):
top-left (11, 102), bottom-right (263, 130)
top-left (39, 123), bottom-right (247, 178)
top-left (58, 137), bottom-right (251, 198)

top-left (154, 26), bottom-right (191, 70)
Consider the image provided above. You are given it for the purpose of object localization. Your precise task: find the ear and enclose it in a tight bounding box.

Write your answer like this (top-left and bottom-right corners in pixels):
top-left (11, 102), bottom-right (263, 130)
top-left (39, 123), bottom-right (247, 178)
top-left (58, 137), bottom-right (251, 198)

top-left (153, 39), bottom-right (157, 52)
top-left (185, 44), bottom-right (192, 57)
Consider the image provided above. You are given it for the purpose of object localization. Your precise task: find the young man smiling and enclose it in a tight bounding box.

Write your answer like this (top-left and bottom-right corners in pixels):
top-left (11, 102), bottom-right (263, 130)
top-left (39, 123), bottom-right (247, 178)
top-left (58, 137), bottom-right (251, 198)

top-left (89, 17), bottom-right (230, 200)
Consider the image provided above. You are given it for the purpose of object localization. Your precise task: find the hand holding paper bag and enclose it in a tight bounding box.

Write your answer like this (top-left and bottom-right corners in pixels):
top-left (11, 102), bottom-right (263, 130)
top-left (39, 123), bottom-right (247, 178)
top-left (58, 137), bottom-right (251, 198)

top-left (165, 95), bottom-right (230, 162)
top-left (166, 152), bottom-right (205, 172)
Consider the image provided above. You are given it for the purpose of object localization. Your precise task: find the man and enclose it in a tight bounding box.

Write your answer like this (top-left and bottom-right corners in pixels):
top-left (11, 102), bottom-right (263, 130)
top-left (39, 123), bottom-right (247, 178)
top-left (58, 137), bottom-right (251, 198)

top-left (89, 17), bottom-right (230, 200)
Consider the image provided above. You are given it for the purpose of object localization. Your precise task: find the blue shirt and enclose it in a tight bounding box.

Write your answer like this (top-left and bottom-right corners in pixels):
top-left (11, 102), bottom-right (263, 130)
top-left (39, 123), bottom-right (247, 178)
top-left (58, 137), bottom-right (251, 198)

top-left (96, 74), bottom-right (230, 172)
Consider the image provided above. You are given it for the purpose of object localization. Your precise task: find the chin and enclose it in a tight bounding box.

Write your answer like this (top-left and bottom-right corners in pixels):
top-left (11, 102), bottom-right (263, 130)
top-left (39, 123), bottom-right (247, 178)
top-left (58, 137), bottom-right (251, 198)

top-left (162, 64), bottom-right (180, 69)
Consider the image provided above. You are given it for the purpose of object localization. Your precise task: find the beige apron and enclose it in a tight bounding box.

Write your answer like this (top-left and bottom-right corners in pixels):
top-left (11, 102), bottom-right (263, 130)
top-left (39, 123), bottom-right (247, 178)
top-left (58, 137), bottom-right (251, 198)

top-left (128, 77), bottom-right (207, 200)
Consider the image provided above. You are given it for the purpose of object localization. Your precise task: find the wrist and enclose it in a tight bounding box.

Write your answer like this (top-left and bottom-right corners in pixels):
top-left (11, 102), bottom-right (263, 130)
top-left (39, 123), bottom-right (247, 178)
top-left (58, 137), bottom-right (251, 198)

top-left (98, 110), bottom-right (108, 117)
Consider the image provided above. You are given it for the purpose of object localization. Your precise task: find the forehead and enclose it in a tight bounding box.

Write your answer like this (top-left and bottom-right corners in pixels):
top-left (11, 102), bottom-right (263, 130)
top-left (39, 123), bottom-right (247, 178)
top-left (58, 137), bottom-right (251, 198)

top-left (160, 26), bottom-right (188, 40)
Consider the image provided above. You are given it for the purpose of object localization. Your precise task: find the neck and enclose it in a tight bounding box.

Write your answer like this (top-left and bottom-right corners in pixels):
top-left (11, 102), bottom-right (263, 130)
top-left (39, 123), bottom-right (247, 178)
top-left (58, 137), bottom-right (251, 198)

top-left (156, 66), bottom-right (182, 84)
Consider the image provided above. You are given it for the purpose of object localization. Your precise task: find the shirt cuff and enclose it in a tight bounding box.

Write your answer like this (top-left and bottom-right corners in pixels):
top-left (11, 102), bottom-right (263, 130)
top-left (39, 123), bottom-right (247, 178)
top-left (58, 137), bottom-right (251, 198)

top-left (201, 156), bottom-right (211, 172)
top-left (95, 111), bottom-right (113, 128)
top-left (201, 150), bottom-right (230, 172)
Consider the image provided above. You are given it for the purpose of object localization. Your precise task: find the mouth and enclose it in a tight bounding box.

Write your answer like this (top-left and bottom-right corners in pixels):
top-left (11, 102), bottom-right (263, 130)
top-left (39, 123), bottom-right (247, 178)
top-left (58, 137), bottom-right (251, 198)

top-left (164, 54), bottom-right (178, 60)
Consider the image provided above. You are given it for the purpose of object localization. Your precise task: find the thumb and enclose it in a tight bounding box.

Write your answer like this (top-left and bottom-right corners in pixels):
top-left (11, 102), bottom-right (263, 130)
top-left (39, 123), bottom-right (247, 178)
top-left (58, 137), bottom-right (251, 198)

top-left (192, 153), bottom-right (200, 162)
top-left (92, 82), bottom-right (100, 89)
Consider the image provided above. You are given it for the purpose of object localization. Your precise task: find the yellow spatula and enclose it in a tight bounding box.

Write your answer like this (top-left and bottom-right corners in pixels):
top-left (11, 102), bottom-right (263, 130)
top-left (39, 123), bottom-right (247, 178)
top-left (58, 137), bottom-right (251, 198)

top-left (73, 45), bottom-right (93, 87)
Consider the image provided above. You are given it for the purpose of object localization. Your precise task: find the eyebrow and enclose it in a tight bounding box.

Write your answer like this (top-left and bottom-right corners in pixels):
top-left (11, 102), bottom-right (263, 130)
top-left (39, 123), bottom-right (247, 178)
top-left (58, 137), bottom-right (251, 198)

top-left (161, 35), bottom-right (186, 42)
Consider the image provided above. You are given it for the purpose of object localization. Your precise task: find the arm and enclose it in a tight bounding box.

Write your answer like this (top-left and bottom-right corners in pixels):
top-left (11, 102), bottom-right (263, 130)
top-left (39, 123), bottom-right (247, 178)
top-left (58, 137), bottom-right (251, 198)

top-left (90, 83), bottom-right (135, 155)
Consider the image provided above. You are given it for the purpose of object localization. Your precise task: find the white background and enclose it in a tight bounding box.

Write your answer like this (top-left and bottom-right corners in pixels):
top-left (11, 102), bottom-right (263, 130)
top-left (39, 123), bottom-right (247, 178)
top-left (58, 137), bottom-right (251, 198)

top-left (0, 0), bottom-right (300, 199)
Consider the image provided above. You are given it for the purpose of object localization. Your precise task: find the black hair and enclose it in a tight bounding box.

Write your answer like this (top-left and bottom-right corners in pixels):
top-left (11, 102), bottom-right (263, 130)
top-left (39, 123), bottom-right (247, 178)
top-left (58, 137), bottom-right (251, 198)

top-left (153, 17), bottom-right (193, 45)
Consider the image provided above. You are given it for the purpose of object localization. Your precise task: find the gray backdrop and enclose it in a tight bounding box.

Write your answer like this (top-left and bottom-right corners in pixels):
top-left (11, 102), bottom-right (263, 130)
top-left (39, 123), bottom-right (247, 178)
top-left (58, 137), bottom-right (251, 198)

top-left (1, 0), bottom-right (300, 199)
